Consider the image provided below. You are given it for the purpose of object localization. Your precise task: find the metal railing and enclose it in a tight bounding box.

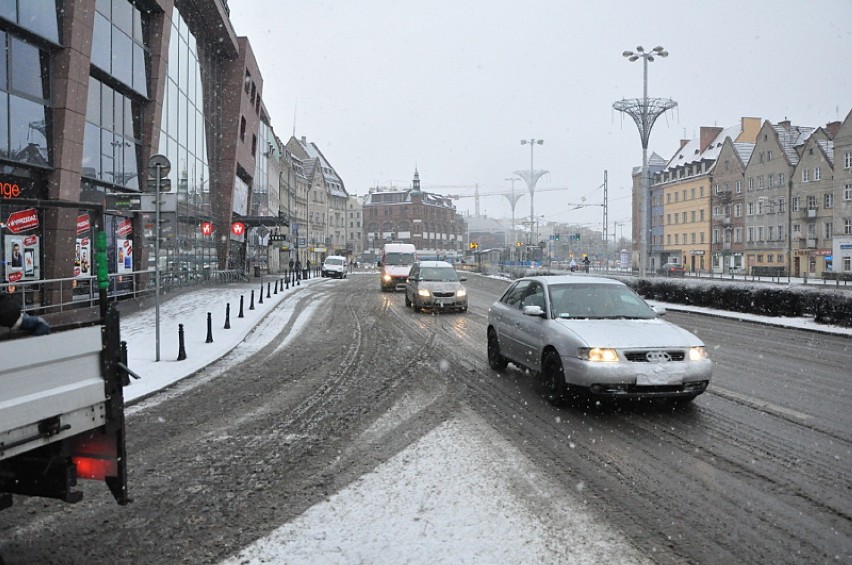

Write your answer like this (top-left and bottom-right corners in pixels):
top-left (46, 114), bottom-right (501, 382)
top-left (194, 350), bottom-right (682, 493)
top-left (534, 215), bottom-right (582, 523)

top-left (1, 268), bottom-right (249, 316)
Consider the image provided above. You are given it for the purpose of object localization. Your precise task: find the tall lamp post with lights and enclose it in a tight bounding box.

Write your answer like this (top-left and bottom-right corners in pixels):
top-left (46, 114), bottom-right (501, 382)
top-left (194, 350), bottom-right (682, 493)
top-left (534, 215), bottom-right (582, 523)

top-left (613, 46), bottom-right (677, 277)
top-left (515, 139), bottom-right (547, 255)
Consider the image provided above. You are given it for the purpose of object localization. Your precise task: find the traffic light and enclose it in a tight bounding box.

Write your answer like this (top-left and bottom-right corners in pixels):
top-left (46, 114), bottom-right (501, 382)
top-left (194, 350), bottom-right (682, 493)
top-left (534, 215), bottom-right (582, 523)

top-left (515, 241), bottom-right (522, 247)
top-left (469, 242), bottom-right (479, 250)
top-left (555, 233), bottom-right (560, 240)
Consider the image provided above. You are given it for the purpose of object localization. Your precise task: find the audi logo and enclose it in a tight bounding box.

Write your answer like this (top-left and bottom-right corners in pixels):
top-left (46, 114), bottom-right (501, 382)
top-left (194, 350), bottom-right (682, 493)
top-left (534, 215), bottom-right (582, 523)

top-left (645, 351), bottom-right (672, 363)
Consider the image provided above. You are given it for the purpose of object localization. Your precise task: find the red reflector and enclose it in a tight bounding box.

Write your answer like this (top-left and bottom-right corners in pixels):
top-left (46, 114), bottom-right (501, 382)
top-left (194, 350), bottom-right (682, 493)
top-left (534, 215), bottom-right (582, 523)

top-left (73, 456), bottom-right (117, 481)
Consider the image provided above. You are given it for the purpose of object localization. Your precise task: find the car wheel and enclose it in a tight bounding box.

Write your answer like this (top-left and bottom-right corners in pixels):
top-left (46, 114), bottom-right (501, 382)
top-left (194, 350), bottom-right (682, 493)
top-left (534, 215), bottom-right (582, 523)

top-left (541, 349), bottom-right (567, 406)
top-left (487, 328), bottom-right (508, 371)
top-left (405, 293), bottom-right (411, 307)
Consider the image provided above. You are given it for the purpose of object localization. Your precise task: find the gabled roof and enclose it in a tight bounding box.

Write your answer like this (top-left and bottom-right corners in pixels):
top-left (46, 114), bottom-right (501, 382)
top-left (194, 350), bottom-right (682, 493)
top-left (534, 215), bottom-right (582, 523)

top-left (666, 123), bottom-right (741, 170)
top-left (772, 122), bottom-right (815, 165)
top-left (733, 142), bottom-right (755, 164)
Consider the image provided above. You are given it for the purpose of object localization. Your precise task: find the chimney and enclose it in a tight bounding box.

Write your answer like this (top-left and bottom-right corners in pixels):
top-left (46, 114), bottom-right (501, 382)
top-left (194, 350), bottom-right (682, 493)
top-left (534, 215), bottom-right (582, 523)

top-left (778, 120), bottom-right (791, 130)
top-left (700, 126), bottom-right (723, 152)
top-left (825, 121), bottom-right (842, 139)
top-left (301, 136), bottom-right (307, 144)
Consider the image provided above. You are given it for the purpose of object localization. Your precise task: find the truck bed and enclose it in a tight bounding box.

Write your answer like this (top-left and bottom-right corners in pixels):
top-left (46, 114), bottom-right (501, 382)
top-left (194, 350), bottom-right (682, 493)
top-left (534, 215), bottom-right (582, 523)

top-left (0, 326), bottom-right (106, 461)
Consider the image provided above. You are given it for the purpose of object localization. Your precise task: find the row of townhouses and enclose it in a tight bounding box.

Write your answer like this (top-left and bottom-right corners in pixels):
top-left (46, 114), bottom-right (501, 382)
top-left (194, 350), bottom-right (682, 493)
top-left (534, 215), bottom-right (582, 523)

top-left (634, 110), bottom-right (852, 276)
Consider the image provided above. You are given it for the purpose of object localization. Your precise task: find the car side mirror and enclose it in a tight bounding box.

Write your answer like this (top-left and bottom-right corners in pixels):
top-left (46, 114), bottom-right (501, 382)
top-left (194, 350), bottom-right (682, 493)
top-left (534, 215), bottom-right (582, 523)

top-left (652, 305), bottom-right (667, 316)
top-left (522, 305), bottom-right (546, 318)
top-left (458, 276), bottom-right (467, 282)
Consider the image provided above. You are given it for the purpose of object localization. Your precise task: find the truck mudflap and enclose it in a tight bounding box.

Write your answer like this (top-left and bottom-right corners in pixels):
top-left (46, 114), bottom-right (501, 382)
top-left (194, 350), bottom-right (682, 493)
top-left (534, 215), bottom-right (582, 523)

top-left (0, 306), bottom-right (132, 507)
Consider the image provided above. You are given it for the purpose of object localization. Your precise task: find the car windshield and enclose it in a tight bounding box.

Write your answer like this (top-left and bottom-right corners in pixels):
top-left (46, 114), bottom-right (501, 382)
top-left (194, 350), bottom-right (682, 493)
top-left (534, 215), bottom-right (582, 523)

top-left (419, 267), bottom-right (458, 282)
top-left (385, 253), bottom-right (414, 266)
top-left (326, 258), bottom-right (344, 265)
top-left (547, 283), bottom-right (656, 320)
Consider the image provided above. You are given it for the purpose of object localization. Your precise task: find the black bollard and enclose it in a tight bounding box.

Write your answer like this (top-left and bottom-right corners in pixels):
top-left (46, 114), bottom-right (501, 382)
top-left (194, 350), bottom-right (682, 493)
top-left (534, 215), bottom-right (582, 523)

top-left (224, 303), bottom-right (231, 329)
top-left (239, 295), bottom-right (245, 318)
top-left (274, 279), bottom-right (278, 294)
top-left (205, 313), bottom-right (213, 343)
top-left (267, 281), bottom-right (271, 298)
top-left (250, 289), bottom-right (255, 310)
top-left (258, 284), bottom-right (264, 305)
top-left (178, 324), bottom-right (187, 360)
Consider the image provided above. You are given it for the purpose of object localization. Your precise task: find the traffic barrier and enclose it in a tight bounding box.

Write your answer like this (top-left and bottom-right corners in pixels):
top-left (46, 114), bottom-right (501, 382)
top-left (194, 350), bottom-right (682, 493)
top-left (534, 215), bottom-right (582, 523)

top-left (205, 313), bottom-right (213, 343)
top-left (177, 324), bottom-right (187, 360)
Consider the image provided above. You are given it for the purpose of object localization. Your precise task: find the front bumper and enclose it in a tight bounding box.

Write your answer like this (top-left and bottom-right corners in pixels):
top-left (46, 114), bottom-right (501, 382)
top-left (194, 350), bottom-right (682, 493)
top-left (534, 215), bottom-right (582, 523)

top-left (562, 356), bottom-right (712, 398)
top-left (416, 295), bottom-right (468, 310)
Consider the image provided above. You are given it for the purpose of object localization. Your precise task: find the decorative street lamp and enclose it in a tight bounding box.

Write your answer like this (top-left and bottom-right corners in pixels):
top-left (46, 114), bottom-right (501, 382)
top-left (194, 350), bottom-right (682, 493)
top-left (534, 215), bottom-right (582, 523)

top-left (613, 46), bottom-right (677, 277)
top-left (515, 139), bottom-right (547, 251)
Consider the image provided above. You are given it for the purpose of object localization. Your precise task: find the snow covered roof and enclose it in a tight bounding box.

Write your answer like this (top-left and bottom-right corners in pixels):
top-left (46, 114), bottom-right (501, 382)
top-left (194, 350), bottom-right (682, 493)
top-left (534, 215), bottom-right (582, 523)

top-left (773, 123), bottom-right (815, 165)
top-left (734, 142), bottom-right (755, 164)
top-left (666, 123), bottom-right (741, 170)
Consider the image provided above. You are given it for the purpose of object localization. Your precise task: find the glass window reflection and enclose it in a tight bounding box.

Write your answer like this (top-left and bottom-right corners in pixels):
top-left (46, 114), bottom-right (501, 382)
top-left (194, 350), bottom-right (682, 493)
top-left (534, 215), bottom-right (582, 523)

top-left (92, 12), bottom-right (111, 72)
top-left (18, 0), bottom-right (60, 43)
top-left (9, 94), bottom-right (47, 163)
top-left (10, 37), bottom-right (45, 99)
top-left (82, 121), bottom-right (101, 178)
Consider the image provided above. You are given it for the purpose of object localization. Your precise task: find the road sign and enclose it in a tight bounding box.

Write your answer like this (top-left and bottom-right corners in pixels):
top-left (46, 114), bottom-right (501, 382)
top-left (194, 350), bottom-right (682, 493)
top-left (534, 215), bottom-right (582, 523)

top-left (231, 222), bottom-right (246, 236)
top-left (147, 154), bottom-right (171, 178)
top-left (200, 222), bottom-right (214, 236)
top-left (146, 178), bottom-right (172, 192)
top-left (140, 193), bottom-right (177, 212)
top-left (106, 194), bottom-right (142, 211)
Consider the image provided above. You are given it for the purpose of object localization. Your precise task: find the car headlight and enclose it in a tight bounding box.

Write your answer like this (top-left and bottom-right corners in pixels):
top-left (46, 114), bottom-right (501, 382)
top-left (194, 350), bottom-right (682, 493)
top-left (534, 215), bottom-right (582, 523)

top-left (382, 274), bottom-right (392, 282)
top-left (688, 346), bottom-right (707, 361)
top-left (578, 347), bottom-right (619, 362)
top-left (417, 288), bottom-right (431, 298)
top-left (456, 288), bottom-right (467, 298)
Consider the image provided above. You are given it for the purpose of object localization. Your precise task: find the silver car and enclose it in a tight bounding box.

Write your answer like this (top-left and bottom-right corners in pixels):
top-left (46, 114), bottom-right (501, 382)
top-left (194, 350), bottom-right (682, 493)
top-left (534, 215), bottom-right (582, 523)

top-left (487, 276), bottom-right (712, 404)
top-left (405, 261), bottom-right (468, 312)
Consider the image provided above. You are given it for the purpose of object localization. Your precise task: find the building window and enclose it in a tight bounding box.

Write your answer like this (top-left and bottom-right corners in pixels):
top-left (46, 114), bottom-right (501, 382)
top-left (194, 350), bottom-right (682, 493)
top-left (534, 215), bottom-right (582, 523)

top-left (92, 0), bottom-right (148, 96)
top-left (802, 168), bottom-right (809, 182)
top-left (734, 227), bottom-right (742, 243)
top-left (712, 229), bottom-right (719, 243)
top-left (747, 227), bottom-right (754, 242)
top-left (736, 180), bottom-right (742, 194)
top-left (748, 178), bottom-right (754, 191)
top-left (767, 150), bottom-right (772, 161)
top-left (845, 218), bottom-right (851, 235)
top-left (806, 195), bottom-right (817, 210)
top-left (734, 203), bottom-right (742, 217)
top-left (845, 184), bottom-right (852, 201)
top-left (82, 77), bottom-right (141, 188)
top-left (240, 116), bottom-right (246, 141)
top-left (0, 32), bottom-right (52, 167)
top-left (747, 202), bottom-right (755, 215)
top-left (845, 151), bottom-right (852, 169)
top-left (825, 222), bottom-right (832, 240)
top-left (792, 197), bottom-right (800, 212)
top-left (824, 193), bottom-right (833, 209)
top-left (778, 198), bottom-right (785, 213)
top-left (758, 175), bottom-right (765, 190)
top-left (757, 226), bottom-right (764, 241)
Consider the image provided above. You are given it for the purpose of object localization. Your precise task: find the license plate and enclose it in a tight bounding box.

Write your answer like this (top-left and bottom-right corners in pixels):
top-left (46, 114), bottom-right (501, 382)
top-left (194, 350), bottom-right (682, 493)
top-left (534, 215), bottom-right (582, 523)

top-left (636, 369), bottom-right (683, 386)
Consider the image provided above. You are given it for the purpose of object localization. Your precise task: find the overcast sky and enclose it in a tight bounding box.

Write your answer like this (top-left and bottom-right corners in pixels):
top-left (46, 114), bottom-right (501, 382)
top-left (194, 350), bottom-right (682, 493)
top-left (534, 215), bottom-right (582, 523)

top-left (228, 0), bottom-right (851, 235)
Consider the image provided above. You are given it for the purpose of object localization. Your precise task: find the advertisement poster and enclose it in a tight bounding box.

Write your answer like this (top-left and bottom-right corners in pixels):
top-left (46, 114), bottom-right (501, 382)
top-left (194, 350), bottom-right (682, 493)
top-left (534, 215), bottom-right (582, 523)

top-left (116, 238), bottom-right (133, 274)
top-left (4, 235), bottom-right (40, 282)
top-left (75, 237), bottom-right (92, 278)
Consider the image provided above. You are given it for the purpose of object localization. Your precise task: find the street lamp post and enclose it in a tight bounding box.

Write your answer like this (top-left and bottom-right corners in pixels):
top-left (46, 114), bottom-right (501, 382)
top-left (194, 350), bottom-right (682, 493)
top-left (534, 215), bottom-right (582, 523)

top-left (515, 139), bottom-right (547, 252)
top-left (503, 176), bottom-right (523, 255)
top-left (613, 46), bottom-right (677, 277)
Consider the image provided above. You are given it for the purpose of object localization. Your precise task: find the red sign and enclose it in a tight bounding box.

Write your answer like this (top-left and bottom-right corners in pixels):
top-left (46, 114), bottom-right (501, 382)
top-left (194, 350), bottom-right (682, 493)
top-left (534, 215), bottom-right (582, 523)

top-left (7, 271), bottom-right (22, 283)
top-left (231, 222), bottom-right (246, 236)
top-left (6, 208), bottom-right (39, 234)
top-left (77, 214), bottom-right (91, 234)
top-left (23, 235), bottom-right (38, 246)
top-left (117, 219), bottom-right (133, 237)
top-left (200, 221), bottom-right (214, 236)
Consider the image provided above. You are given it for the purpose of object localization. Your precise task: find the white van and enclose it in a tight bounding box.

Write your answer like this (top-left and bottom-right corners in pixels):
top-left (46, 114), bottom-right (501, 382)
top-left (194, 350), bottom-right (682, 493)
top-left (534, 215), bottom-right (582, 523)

top-left (321, 255), bottom-right (348, 278)
top-left (379, 243), bottom-right (416, 291)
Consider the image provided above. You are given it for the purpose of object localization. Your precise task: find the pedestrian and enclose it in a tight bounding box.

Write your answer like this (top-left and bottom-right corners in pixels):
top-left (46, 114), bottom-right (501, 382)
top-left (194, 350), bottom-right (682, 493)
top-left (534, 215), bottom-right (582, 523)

top-left (582, 256), bottom-right (591, 273)
top-left (0, 287), bottom-right (50, 336)
top-left (289, 258), bottom-right (294, 272)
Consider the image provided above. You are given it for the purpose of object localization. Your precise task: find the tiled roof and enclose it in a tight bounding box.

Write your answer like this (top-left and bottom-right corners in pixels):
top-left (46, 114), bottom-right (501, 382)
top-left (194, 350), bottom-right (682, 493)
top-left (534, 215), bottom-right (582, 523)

top-left (773, 124), bottom-right (815, 165)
